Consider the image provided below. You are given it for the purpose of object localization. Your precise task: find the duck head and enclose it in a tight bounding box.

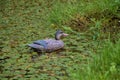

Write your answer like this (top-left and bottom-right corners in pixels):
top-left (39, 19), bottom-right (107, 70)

top-left (55, 30), bottom-right (68, 40)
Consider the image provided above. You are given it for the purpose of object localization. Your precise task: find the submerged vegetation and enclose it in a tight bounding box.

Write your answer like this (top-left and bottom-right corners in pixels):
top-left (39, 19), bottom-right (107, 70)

top-left (0, 0), bottom-right (120, 80)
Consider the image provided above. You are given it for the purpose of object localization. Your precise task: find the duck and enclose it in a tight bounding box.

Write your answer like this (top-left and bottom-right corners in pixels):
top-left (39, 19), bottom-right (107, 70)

top-left (28, 30), bottom-right (68, 53)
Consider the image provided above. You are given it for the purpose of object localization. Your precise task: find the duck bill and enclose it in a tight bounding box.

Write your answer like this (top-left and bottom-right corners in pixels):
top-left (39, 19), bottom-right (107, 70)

top-left (63, 33), bottom-right (69, 36)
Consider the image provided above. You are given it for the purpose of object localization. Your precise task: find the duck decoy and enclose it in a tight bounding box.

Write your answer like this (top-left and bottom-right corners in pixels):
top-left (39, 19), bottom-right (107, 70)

top-left (28, 30), bottom-right (68, 52)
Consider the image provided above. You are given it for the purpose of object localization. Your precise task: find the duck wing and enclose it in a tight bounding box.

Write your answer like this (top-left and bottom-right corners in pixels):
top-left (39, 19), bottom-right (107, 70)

top-left (33, 40), bottom-right (47, 48)
top-left (28, 43), bottom-right (44, 50)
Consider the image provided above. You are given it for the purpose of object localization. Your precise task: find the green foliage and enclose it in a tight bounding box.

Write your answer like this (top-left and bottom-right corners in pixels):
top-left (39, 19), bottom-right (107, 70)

top-left (89, 19), bottom-right (102, 40)
top-left (70, 39), bottom-right (120, 80)
top-left (48, 0), bottom-right (79, 26)
top-left (0, 0), bottom-right (120, 80)
top-left (47, 0), bottom-right (120, 26)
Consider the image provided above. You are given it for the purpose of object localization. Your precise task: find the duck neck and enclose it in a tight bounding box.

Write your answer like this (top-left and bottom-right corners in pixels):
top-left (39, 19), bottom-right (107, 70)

top-left (55, 34), bottom-right (61, 40)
